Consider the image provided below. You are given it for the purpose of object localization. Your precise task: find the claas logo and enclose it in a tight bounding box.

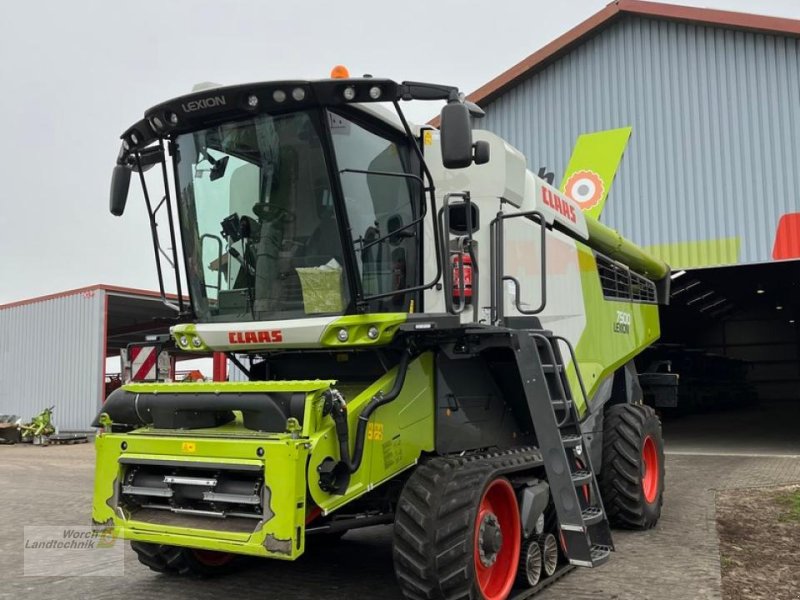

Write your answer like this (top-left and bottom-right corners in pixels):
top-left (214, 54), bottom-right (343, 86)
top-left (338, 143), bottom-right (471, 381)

top-left (227, 330), bottom-right (283, 344)
top-left (565, 170), bottom-right (605, 211)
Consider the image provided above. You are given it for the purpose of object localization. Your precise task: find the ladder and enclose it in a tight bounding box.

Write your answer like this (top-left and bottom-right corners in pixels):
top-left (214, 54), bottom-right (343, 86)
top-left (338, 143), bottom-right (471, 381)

top-left (513, 329), bottom-right (613, 568)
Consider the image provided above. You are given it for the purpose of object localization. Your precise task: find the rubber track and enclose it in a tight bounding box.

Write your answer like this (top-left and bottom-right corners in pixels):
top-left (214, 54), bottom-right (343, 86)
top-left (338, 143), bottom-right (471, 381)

top-left (599, 404), bottom-right (663, 529)
top-left (511, 564), bottom-right (575, 599)
top-left (393, 447), bottom-right (545, 600)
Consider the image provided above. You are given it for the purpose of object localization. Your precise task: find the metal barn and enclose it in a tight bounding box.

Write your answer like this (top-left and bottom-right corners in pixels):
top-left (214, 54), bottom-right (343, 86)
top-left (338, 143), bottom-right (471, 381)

top-left (466, 0), bottom-right (800, 404)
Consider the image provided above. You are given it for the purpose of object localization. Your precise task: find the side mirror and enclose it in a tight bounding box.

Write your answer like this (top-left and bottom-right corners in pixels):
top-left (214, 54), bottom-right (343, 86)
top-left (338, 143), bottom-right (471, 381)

top-left (440, 102), bottom-right (473, 169)
top-left (110, 165), bottom-right (131, 217)
top-left (440, 103), bottom-right (492, 169)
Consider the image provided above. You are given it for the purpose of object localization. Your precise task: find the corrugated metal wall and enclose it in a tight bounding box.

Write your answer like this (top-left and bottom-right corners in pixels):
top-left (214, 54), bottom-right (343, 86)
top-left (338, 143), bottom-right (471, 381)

top-left (0, 290), bottom-right (105, 430)
top-left (479, 15), bottom-right (800, 268)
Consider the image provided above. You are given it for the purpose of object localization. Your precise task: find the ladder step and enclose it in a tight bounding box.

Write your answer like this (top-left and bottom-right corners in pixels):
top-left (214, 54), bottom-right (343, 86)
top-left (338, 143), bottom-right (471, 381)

top-left (571, 470), bottom-right (592, 486)
top-left (581, 506), bottom-right (604, 525)
top-left (590, 544), bottom-right (612, 566)
top-left (569, 544), bottom-right (613, 568)
top-left (541, 364), bottom-right (565, 373)
top-left (551, 399), bottom-right (571, 410)
top-left (561, 433), bottom-right (582, 447)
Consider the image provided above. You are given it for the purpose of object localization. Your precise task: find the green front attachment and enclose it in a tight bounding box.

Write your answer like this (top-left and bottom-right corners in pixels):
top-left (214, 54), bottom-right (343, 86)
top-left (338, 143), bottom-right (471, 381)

top-left (92, 354), bottom-right (435, 559)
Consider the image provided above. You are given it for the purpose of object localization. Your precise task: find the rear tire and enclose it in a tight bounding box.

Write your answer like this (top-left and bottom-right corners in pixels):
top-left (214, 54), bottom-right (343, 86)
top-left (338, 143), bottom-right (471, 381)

top-left (393, 457), bottom-right (521, 600)
top-left (600, 404), bottom-right (665, 530)
top-left (130, 541), bottom-right (239, 576)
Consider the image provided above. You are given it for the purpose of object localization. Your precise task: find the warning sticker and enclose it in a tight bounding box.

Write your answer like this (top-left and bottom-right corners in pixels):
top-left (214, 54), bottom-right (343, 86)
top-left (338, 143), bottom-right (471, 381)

top-left (382, 436), bottom-right (402, 470)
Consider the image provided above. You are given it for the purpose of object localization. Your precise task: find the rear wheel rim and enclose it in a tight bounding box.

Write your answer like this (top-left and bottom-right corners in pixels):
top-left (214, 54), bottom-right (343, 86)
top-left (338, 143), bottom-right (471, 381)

top-left (641, 435), bottom-right (659, 504)
top-left (473, 478), bottom-right (521, 600)
top-left (192, 549), bottom-right (234, 567)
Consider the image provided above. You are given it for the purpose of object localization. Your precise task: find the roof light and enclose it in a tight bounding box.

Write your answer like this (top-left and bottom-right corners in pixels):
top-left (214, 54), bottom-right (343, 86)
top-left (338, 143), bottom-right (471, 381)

top-left (330, 65), bottom-right (350, 79)
top-left (343, 86), bottom-right (356, 101)
top-left (272, 89), bottom-right (286, 103)
top-left (167, 112), bottom-right (178, 125)
top-left (247, 94), bottom-right (259, 108)
top-left (292, 87), bottom-right (306, 101)
top-left (756, 287), bottom-right (765, 294)
top-left (686, 291), bottom-right (714, 306)
top-left (699, 298), bottom-right (726, 312)
top-left (777, 305), bottom-right (784, 311)
top-left (151, 116), bottom-right (164, 130)
top-left (671, 280), bottom-right (700, 296)
top-left (368, 85), bottom-right (382, 100)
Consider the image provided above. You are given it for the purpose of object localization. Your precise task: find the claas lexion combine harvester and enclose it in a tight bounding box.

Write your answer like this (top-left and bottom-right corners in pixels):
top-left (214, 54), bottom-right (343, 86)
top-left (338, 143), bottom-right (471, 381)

top-left (94, 67), bottom-right (671, 599)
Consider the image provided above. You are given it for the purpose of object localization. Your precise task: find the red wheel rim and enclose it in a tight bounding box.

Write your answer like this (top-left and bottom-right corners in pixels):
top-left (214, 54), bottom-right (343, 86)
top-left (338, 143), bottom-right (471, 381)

top-left (473, 478), bottom-right (521, 600)
top-left (192, 549), bottom-right (234, 567)
top-left (641, 435), bottom-right (659, 504)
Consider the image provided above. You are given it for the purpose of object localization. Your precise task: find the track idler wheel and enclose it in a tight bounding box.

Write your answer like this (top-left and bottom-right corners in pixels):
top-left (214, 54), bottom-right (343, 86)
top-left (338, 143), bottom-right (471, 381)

top-left (516, 539), bottom-right (542, 588)
top-left (538, 533), bottom-right (559, 578)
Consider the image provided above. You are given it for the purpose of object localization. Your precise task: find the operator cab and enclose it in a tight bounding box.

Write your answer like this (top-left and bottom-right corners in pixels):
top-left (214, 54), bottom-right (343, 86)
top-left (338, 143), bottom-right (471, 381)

top-left (109, 75), bottom-right (488, 324)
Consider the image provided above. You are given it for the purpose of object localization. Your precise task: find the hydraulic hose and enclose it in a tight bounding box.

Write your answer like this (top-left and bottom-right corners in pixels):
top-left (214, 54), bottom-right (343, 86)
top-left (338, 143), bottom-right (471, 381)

top-left (328, 349), bottom-right (413, 474)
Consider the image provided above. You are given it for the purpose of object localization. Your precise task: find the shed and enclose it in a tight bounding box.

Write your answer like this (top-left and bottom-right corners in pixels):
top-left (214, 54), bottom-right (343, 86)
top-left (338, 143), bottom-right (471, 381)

top-left (0, 285), bottom-right (179, 431)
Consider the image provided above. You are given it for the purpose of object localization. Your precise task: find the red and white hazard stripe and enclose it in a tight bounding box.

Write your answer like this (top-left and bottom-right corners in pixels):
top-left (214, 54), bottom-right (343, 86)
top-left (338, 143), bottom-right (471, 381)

top-left (130, 345), bottom-right (158, 381)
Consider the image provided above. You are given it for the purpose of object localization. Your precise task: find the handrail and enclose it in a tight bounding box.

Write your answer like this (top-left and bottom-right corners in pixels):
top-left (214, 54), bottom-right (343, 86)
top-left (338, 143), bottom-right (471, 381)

top-left (552, 335), bottom-right (590, 411)
top-left (530, 332), bottom-right (571, 428)
top-left (489, 210), bottom-right (547, 324)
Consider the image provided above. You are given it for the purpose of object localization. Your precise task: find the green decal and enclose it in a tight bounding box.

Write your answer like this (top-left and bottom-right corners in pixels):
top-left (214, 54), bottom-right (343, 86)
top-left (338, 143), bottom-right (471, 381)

top-left (561, 127), bottom-right (632, 219)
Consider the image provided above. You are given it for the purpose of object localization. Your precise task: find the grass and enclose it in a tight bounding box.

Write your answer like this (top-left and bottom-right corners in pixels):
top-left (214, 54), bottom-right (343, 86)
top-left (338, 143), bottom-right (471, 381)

top-left (775, 488), bottom-right (800, 523)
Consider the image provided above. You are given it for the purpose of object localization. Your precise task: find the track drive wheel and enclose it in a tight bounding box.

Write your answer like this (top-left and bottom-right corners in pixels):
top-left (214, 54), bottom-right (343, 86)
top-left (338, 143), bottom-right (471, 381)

top-left (600, 403), bottom-right (665, 530)
top-left (131, 541), bottom-right (239, 576)
top-left (393, 457), bottom-right (522, 600)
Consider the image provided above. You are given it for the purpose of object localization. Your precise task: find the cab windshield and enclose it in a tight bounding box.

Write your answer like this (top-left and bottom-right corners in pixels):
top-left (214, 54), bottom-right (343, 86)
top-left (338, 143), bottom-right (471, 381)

top-left (175, 110), bottom-right (350, 322)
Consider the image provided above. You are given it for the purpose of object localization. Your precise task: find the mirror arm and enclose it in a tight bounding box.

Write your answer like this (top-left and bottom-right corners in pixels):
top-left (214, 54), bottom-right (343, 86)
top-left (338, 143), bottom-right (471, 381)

top-left (134, 150), bottom-right (180, 313)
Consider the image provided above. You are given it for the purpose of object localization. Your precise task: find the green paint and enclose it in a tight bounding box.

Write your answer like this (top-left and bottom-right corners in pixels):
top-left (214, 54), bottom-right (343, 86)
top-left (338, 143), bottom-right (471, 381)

top-left (92, 353), bottom-right (435, 561)
top-left (171, 323), bottom-right (209, 352)
top-left (571, 246), bottom-right (661, 415)
top-left (586, 218), bottom-right (670, 281)
top-left (643, 237), bottom-right (741, 269)
top-left (561, 127), bottom-right (631, 219)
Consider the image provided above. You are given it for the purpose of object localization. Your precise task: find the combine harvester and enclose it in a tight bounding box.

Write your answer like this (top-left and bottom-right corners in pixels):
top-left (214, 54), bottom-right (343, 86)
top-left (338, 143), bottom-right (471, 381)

top-left (93, 67), bottom-right (670, 599)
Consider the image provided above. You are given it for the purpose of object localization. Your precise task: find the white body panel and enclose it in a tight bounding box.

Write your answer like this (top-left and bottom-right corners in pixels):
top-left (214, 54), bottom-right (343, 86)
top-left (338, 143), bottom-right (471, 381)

top-left (424, 129), bottom-right (589, 355)
top-left (181, 316), bottom-right (338, 351)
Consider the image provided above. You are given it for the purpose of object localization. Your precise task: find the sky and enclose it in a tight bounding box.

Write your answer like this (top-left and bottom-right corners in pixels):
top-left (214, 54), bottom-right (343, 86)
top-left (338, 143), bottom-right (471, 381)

top-left (1, 0), bottom-right (800, 306)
